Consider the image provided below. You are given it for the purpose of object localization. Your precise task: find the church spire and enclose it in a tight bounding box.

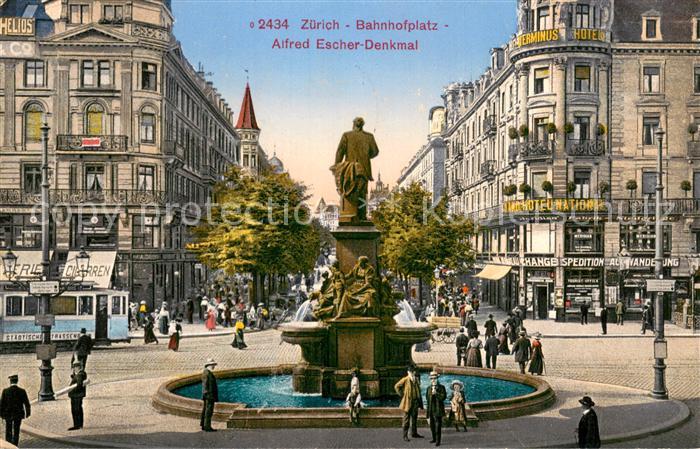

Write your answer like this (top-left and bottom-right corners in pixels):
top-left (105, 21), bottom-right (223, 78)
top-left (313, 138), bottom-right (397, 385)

top-left (235, 82), bottom-right (259, 130)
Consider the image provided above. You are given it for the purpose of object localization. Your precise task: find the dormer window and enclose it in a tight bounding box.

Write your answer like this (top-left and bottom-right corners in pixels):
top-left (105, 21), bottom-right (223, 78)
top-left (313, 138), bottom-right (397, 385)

top-left (645, 19), bottom-right (657, 38)
top-left (642, 12), bottom-right (661, 41)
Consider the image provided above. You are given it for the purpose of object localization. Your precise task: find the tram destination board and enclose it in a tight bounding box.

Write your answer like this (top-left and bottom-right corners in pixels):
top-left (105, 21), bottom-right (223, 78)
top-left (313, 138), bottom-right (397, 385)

top-left (646, 279), bottom-right (675, 293)
top-left (29, 280), bottom-right (60, 295)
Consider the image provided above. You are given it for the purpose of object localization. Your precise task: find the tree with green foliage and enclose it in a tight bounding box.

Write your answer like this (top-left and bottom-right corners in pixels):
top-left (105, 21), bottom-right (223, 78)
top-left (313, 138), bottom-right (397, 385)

top-left (189, 166), bottom-right (320, 304)
top-left (372, 182), bottom-right (475, 304)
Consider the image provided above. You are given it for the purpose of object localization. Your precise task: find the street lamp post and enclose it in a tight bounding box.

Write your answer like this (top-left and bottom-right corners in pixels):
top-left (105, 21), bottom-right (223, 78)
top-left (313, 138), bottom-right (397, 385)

top-left (652, 126), bottom-right (669, 400)
top-left (618, 245), bottom-right (631, 307)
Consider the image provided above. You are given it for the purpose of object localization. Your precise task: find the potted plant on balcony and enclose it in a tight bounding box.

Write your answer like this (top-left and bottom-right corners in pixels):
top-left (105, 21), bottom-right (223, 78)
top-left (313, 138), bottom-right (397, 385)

top-left (518, 125), bottom-right (529, 139)
top-left (564, 122), bottom-right (575, 135)
top-left (508, 126), bottom-right (519, 140)
top-left (547, 123), bottom-right (558, 139)
top-left (626, 179), bottom-right (637, 198)
top-left (519, 182), bottom-right (531, 198)
top-left (598, 181), bottom-right (610, 197)
top-left (504, 184), bottom-right (517, 196)
top-left (541, 180), bottom-right (554, 197)
top-left (566, 181), bottom-right (577, 197)
top-left (689, 123), bottom-right (698, 141)
top-left (681, 180), bottom-right (692, 197)
top-left (597, 123), bottom-right (607, 136)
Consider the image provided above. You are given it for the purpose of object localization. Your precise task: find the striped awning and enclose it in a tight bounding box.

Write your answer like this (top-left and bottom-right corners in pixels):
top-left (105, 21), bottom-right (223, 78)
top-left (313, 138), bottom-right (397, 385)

top-left (475, 264), bottom-right (512, 281)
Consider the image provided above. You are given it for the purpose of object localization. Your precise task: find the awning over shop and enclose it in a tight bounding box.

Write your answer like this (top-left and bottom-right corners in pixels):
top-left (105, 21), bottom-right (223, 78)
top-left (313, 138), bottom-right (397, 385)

top-left (475, 264), bottom-right (512, 281)
top-left (62, 251), bottom-right (116, 289)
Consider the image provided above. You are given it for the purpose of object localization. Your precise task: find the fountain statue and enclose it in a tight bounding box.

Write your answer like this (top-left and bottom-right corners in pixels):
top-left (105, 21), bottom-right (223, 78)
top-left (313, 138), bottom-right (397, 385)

top-left (281, 118), bottom-right (435, 399)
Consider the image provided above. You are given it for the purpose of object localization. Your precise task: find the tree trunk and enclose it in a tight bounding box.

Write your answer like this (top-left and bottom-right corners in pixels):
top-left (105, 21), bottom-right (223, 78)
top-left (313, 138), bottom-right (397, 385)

top-left (418, 277), bottom-right (423, 305)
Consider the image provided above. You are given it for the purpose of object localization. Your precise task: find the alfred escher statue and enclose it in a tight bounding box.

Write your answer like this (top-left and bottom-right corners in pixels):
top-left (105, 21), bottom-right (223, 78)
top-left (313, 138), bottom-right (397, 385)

top-left (331, 117), bottom-right (379, 224)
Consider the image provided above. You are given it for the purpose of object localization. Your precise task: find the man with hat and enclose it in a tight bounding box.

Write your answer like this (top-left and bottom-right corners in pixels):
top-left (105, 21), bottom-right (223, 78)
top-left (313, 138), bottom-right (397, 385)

top-left (73, 328), bottom-right (93, 370)
top-left (425, 371), bottom-right (446, 446)
top-left (455, 327), bottom-right (468, 366)
top-left (576, 396), bottom-right (601, 448)
top-left (484, 313), bottom-right (497, 337)
top-left (484, 329), bottom-right (500, 369)
top-left (0, 374), bottom-right (30, 446)
top-left (394, 365), bottom-right (424, 441)
top-left (512, 330), bottom-right (531, 374)
top-left (200, 358), bottom-right (219, 432)
top-left (68, 360), bottom-right (87, 430)
top-left (465, 314), bottom-right (478, 339)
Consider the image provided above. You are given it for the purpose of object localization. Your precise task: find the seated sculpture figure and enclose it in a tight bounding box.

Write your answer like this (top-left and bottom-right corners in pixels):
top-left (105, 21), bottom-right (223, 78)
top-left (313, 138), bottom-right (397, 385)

top-left (337, 256), bottom-right (378, 318)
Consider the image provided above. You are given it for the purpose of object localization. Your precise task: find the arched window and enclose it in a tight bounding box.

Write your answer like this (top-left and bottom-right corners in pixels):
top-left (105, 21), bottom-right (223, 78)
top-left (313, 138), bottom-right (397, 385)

top-left (140, 106), bottom-right (156, 143)
top-left (85, 103), bottom-right (104, 136)
top-left (24, 103), bottom-right (43, 143)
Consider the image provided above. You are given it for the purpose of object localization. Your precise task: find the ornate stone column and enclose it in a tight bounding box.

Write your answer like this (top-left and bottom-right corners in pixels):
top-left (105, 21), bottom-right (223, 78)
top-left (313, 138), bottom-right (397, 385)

top-left (597, 59), bottom-right (610, 139)
top-left (3, 61), bottom-right (16, 149)
top-left (515, 63), bottom-right (529, 128)
top-left (553, 57), bottom-right (567, 158)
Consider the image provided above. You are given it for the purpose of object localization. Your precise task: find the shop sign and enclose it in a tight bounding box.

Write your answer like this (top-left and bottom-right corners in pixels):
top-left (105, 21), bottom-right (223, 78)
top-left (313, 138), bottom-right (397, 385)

top-left (572, 28), bottom-right (606, 42)
top-left (503, 198), bottom-right (606, 214)
top-left (0, 17), bottom-right (35, 36)
top-left (646, 279), bottom-right (675, 293)
top-left (81, 137), bottom-right (102, 147)
top-left (516, 29), bottom-right (560, 47)
top-left (522, 257), bottom-right (605, 267)
top-left (3, 332), bottom-right (90, 342)
top-left (0, 41), bottom-right (36, 58)
top-left (608, 257), bottom-right (680, 268)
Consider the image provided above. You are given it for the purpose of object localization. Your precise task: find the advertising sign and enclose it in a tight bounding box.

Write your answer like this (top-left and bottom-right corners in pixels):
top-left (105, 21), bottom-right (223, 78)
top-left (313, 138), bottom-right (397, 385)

top-left (0, 17), bottom-right (35, 36)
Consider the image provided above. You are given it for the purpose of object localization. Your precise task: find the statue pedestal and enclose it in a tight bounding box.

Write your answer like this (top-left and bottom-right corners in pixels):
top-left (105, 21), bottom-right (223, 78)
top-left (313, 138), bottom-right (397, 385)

top-left (332, 224), bottom-right (380, 274)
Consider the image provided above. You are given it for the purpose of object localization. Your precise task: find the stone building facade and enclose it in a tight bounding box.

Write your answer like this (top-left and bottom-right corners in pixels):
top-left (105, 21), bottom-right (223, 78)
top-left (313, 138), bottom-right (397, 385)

top-left (0, 0), bottom-right (240, 310)
top-left (442, 0), bottom-right (700, 324)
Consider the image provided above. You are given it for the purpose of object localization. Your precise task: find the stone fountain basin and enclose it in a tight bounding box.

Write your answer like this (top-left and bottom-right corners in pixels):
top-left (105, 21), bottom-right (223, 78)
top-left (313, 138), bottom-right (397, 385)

top-left (151, 364), bottom-right (555, 428)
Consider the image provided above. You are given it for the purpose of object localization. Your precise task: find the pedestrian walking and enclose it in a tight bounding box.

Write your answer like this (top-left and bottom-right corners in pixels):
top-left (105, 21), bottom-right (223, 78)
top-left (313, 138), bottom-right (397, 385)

top-left (575, 396), bottom-right (601, 448)
top-left (615, 299), bottom-right (626, 326)
top-left (600, 307), bottom-right (608, 335)
top-left (484, 314), bottom-right (496, 337)
top-left (230, 321), bottom-right (247, 349)
top-left (394, 365), bottom-right (424, 442)
top-left (200, 359), bottom-right (218, 432)
top-left (157, 303), bottom-right (169, 335)
top-left (426, 371), bottom-right (446, 446)
top-left (186, 298), bottom-right (195, 324)
top-left (449, 380), bottom-right (468, 432)
top-left (455, 328), bottom-right (468, 366)
top-left (168, 318), bottom-right (182, 351)
top-left (256, 303), bottom-right (266, 330)
top-left (205, 305), bottom-right (217, 331)
top-left (528, 335), bottom-right (544, 375)
top-left (641, 305), bottom-right (652, 335)
top-left (129, 302), bottom-right (138, 330)
top-left (138, 300), bottom-right (148, 327)
top-left (0, 374), bottom-right (30, 447)
top-left (67, 360), bottom-right (87, 430)
top-left (465, 314), bottom-right (477, 339)
top-left (200, 296), bottom-right (209, 322)
top-left (512, 331), bottom-right (531, 374)
top-left (465, 332), bottom-right (483, 368)
top-left (73, 328), bottom-right (93, 370)
top-left (498, 321), bottom-right (510, 355)
top-left (345, 371), bottom-right (362, 426)
top-left (484, 333), bottom-right (499, 369)
top-left (506, 313), bottom-right (517, 344)
top-left (143, 316), bottom-right (159, 344)
top-left (580, 302), bottom-right (589, 325)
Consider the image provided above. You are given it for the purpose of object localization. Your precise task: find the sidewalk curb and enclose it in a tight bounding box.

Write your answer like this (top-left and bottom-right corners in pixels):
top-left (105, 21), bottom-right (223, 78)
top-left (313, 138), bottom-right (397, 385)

top-left (537, 334), bottom-right (699, 339)
top-left (93, 328), bottom-right (267, 350)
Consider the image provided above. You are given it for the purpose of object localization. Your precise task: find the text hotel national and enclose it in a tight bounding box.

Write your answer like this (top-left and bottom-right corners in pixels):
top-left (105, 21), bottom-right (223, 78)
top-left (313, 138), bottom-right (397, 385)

top-left (411, 0), bottom-right (700, 326)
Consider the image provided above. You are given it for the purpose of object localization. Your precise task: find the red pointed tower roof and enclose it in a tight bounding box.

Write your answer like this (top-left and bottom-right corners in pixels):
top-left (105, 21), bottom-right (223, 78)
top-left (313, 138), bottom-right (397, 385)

top-left (235, 83), bottom-right (259, 130)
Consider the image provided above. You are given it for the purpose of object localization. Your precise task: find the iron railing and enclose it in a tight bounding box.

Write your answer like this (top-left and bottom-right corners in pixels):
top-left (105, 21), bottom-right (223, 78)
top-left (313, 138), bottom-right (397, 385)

top-left (512, 140), bottom-right (555, 160)
top-left (0, 189), bottom-right (187, 207)
top-left (566, 139), bottom-right (606, 157)
top-left (480, 160), bottom-right (496, 180)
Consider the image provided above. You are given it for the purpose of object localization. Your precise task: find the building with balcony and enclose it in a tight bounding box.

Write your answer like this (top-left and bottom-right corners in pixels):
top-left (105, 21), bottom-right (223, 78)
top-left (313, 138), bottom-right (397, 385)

top-left (396, 106), bottom-right (446, 204)
top-left (0, 0), bottom-right (241, 310)
top-left (442, 0), bottom-right (700, 325)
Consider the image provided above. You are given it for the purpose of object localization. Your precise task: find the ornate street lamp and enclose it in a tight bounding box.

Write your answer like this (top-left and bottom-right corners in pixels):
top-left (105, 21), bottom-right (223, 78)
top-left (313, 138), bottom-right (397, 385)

top-left (2, 248), bottom-right (18, 278)
top-left (652, 126), bottom-right (668, 400)
top-left (76, 246), bottom-right (90, 279)
top-left (618, 244), bottom-right (631, 305)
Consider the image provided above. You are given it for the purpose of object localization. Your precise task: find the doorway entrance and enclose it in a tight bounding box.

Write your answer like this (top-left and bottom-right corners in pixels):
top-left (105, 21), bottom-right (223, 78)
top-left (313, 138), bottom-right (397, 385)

top-left (536, 286), bottom-right (549, 319)
top-left (95, 294), bottom-right (109, 341)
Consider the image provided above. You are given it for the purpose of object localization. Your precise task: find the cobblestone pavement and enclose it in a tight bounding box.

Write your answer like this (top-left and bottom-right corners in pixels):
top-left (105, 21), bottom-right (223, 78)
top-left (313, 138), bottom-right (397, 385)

top-left (1, 309), bottom-right (698, 448)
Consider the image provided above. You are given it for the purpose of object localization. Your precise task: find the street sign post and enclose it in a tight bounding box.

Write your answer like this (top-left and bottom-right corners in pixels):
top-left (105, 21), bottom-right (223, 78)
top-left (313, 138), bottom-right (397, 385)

top-left (29, 280), bottom-right (59, 295)
top-left (646, 279), bottom-right (675, 293)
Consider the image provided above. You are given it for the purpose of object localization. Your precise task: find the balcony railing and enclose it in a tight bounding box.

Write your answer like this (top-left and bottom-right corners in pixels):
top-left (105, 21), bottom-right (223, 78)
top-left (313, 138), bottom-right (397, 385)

top-left (688, 141), bottom-right (700, 158)
top-left (56, 135), bottom-right (128, 152)
top-left (449, 181), bottom-right (464, 197)
top-left (566, 139), bottom-right (606, 157)
top-left (480, 160), bottom-right (496, 180)
top-left (163, 140), bottom-right (185, 160)
top-left (0, 189), bottom-right (186, 207)
top-left (615, 198), bottom-right (700, 216)
top-left (483, 115), bottom-right (497, 136)
top-left (514, 140), bottom-right (555, 160)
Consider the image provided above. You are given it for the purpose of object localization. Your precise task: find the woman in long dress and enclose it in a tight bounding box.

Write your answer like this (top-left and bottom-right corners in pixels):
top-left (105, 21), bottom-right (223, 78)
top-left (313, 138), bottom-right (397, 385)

top-left (168, 318), bottom-right (182, 351)
top-left (144, 317), bottom-right (158, 345)
top-left (465, 332), bottom-right (483, 367)
top-left (450, 380), bottom-right (468, 432)
top-left (230, 321), bottom-right (247, 349)
top-left (528, 335), bottom-right (544, 375)
top-left (497, 322), bottom-right (510, 355)
top-left (205, 305), bottom-right (217, 331)
top-left (157, 305), bottom-right (169, 335)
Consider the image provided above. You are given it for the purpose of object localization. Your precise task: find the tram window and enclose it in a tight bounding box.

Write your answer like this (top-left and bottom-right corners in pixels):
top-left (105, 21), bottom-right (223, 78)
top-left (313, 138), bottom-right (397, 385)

top-left (79, 296), bottom-right (93, 315)
top-left (111, 296), bottom-right (123, 315)
top-left (24, 296), bottom-right (39, 316)
top-left (6, 296), bottom-right (22, 316)
top-left (51, 296), bottom-right (77, 315)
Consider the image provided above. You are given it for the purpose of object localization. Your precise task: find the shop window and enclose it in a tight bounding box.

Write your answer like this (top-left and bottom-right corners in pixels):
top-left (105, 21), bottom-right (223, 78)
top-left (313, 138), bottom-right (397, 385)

top-left (141, 63), bottom-right (157, 91)
top-left (51, 296), bottom-right (77, 315)
top-left (642, 116), bottom-right (659, 145)
top-left (534, 68), bottom-right (549, 94)
top-left (69, 4), bottom-right (89, 24)
top-left (132, 215), bottom-right (160, 249)
top-left (573, 116), bottom-right (590, 142)
top-left (532, 172), bottom-right (547, 198)
top-left (24, 104), bottom-right (43, 143)
top-left (5, 296), bottom-right (22, 316)
top-left (573, 171), bottom-right (591, 198)
top-left (78, 296), bottom-right (93, 315)
top-left (140, 112), bottom-right (155, 143)
top-left (25, 60), bottom-right (44, 88)
top-left (137, 165), bottom-right (155, 191)
top-left (71, 215), bottom-right (118, 249)
top-left (565, 223), bottom-right (603, 253)
top-left (24, 296), bottom-right (39, 316)
top-left (85, 103), bottom-right (104, 135)
top-left (642, 67), bottom-right (660, 93)
top-left (84, 165), bottom-right (104, 191)
top-left (0, 215), bottom-right (47, 249)
top-left (620, 223), bottom-right (671, 253)
top-left (642, 172), bottom-right (656, 196)
top-left (23, 165), bottom-right (41, 194)
top-left (575, 4), bottom-right (590, 28)
top-left (574, 65), bottom-right (591, 92)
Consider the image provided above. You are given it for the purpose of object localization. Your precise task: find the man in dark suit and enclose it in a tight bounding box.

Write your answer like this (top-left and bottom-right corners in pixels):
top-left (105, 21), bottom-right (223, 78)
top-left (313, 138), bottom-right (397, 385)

top-left (68, 361), bottom-right (87, 430)
top-left (73, 328), bottom-right (93, 370)
top-left (576, 396), bottom-right (601, 448)
top-left (455, 328), bottom-right (468, 366)
top-left (0, 374), bottom-right (30, 446)
top-left (484, 334), bottom-right (500, 369)
top-left (425, 371), bottom-right (446, 447)
top-left (580, 302), bottom-right (590, 325)
top-left (484, 314), bottom-right (497, 337)
top-left (512, 331), bottom-right (531, 374)
top-left (200, 358), bottom-right (219, 432)
top-left (599, 307), bottom-right (608, 335)
top-left (465, 315), bottom-right (478, 339)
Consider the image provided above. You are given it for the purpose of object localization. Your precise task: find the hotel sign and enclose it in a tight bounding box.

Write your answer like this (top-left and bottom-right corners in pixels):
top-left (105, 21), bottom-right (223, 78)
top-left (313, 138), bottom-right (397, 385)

top-left (0, 17), bottom-right (35, 36)
top-left (572, 28), bottom-right (606, 42)
top-left (503, 198), bottom-right (607, 214)
top-left (516, 29), bottom-right (560, 47)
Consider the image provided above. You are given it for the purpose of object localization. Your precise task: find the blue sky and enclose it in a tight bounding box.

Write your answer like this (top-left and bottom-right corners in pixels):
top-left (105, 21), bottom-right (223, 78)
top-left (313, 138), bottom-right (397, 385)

top-left (171, 0), bottom-right (516, 204)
